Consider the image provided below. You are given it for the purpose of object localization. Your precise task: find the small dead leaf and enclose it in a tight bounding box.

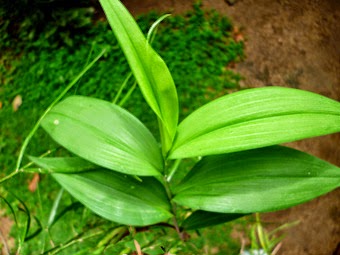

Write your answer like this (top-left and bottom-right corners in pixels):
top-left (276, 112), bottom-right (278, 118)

top-left (134, 239), bottom-right (142, 255)
top-left (0, 101), bottom-right (2, 109)
top-left (235, 33), bottom-right (244, 42)
top-left (233, 26), bottom-right (244, 43)
top-left (28, 173), bottom-right (40, 192)
top-left (12, 95), bottom-right (22, 112)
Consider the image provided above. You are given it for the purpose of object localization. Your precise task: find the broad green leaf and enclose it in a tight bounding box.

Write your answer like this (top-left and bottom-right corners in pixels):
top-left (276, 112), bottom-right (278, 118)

top-left (28, 156), bottom-right (96, 173)
top-left (169, 87), bottom-right (340, 158)
top-left (181, 210), bottom-right (245, 230)
top-left (53, 169), bottom-right (172, 226)
top-left (173, 146), bottom-right (340, 213)
top-left (41, 96), bottom-right (163, 176)
top-left (99, 0), bottom-right (178, 154)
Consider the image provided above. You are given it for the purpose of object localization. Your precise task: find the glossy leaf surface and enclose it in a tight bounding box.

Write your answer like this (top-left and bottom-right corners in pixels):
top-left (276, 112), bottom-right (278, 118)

top-left (28, 156), bottom-right (96, 173)
top-left (99, 0), bottom-right (178, 153)
top-left (173, 146), bottom-right (340, 213)
top-left (41, 96), bottom-right (163, 176)
top-left (181, 210), bottom-right (245, 230)
top-left (170, 87), bottom-right (340, 158)
top-left (53, 169), bottom-right (172, 226)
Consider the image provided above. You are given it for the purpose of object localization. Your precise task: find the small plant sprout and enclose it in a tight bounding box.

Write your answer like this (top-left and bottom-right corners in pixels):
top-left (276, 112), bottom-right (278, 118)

top-left (241, 213), bottom-right (299, 255)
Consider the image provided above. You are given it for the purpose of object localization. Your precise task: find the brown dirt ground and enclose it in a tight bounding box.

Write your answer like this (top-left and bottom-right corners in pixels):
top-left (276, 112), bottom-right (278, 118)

top-left (122, 0), bottom-right (340, 254)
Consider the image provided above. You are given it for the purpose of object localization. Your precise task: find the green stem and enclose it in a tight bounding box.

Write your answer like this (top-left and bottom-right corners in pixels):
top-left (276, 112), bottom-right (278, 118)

top-left (97, 226), bottom-right (127, 247)
top-left (146, 14), bottom-right (171, 44)
top-left (118, 81), bottom-right (137, 107)
top-left (166, 159), bottom-right (182, 182)
top-left (113, 72), bottom-right (133, 104)
top-left (47, 189), bottom-right (64, 228)
top-left (255, 213), bottom-right (267, 251)
top-left (161, 175), bottom-right (182, 238)
top-left (0, 149), bottom-right (53, 184)
top-left (43, 231), bottom-right (104, 255)
top-left (0, 171), bottom-right (20, 184)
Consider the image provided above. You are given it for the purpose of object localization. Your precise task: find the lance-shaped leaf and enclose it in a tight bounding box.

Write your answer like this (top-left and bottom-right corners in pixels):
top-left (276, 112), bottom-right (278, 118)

top-left (181, 210), bottom-right (245, 230)
top-left (41, 96), bottom-right (163, 176)
top-left (99, 0), bottom-right (178, 153)
top-left (173, 146), bottom-right (340, 213)
top-left (53, 169), bottom-right (172, 226)
top-left (169, 87), bottom-right (340, 159)
top-left (28, 156), bottom-right (96, 173)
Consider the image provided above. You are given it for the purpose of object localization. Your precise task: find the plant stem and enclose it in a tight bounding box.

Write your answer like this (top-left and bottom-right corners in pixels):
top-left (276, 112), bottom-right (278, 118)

top-left (118, 81), bottom-right (137, 107)
top-left (47, 189), bottom-right (64, 228)
top-left (97, 226), bottom-right (127, 247)
top-left (113, 72), bottom-right (132, 104)
top-left (0, 149), bottom-right (53, 183)
top-left (43, 231), bottom-right (104, 255)
top-left (255, 213), bottom-right (267, 251)
top-left (0, 170), bottom-right (20, 184)
top-left (161, 174), bottom-right (182, 239)
top-left (171, 204), bottom-right (181, 237)
top-left (166, 159), bottom-right (182, 182)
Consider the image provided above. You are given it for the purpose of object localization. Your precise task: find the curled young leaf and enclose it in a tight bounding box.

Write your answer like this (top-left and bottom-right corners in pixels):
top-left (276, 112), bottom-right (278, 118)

top-left (41, 96), bottom-right (163, 176)
top-left (53, 169), bottom-right (172, 226)
top-left (169, 87), bottom-right (340, 159)
top-left (173, 146), bottom-right (340, 213)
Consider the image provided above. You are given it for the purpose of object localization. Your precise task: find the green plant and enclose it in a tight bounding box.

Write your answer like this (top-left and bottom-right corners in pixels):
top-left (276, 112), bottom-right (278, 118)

top-left (1, 4), bottom-right (244, 253)
top-left (240, 213), bottom-right (299, 255)
top-left (2, 0), bottom-right (340, 253)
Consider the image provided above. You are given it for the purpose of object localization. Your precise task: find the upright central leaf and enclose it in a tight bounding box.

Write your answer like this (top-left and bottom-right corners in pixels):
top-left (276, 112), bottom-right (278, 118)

top-left (99, 0), bottom-right (178, 154)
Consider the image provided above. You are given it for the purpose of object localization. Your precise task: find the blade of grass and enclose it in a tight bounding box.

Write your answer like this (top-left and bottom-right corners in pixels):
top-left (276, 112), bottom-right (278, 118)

top-left (42, 230), bottom-right (105, 255)
top-left (118, 80), bottom-right (137, 107)
top-left (14, 48), bottom-right (107, 173)
top-left (0, 194), bottom-right (18, 225)
top-left (1, 150), bottom-right (54, 183)
top-left (47, 189), bottom-right (64, 228)
top-left (112, 72), bottom-right (133, 104)
top-left (51, 202), bottom-right (83, 228)
top-left (25, 216), bottom-right (42, 241)
top-left (147, 14), bottom-right (171, 44)
top-left (96, 226), bottom-right (127, 248)
top-left (10, 192), bottom-right (31, 255)
top-left (114, 15), bottom-right (169, 106)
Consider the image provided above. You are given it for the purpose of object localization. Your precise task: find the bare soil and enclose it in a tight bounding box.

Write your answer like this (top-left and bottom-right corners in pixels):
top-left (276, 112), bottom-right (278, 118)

top-left (122, 0), bottom-right (340, 254)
